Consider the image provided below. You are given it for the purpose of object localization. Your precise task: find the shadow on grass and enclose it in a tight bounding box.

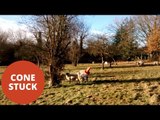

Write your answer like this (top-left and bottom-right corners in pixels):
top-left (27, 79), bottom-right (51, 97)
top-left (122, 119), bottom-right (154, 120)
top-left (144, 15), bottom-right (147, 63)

top-left (57, 77), bottom-right (160, 88)
top-left (63, 64), bottom-right (160, 74)
top-left (91, 70), bottom-right (140, 77)
top-left (112, 64), bottom-right (159, 69)
top-left (89, 77), bottom-right (160, 85)
top-left (90, 75), bottom-right (115, 78)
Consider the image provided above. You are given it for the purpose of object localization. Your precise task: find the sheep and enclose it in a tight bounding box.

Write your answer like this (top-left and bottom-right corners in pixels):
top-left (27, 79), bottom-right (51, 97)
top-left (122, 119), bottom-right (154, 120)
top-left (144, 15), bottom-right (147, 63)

top-left (153, 61), bottom-right (159, 65)
top-left (65, 73), bottom-right (79, 82)
top-left (77, 67), bottom-right (91, 83)
top-left (136, 60), bottom-right (144, 66)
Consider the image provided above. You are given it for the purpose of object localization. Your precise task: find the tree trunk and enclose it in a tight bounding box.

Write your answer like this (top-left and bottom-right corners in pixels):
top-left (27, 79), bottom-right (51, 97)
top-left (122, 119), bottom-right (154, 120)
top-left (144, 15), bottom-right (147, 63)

top-left (109, 62), bottom-right (112, 68)
top-left (73, 61), bottom-right (77, 67)
top-left (141, 53), bottom-right (143, 60)
top-left (76, 57), bottom-right (79, 66)
top-left (35, 55), bottom-right (40, 67)
top-left (101, 56), bottom-right (104, 70)
top-left (50, 64), bottom-right (60, 86)
top-left (149, 53), bottom-right (152, 61)
top-left (72, 60), bottom-right (77, 67)
top-left (80, 38), bottom-right (83, 56)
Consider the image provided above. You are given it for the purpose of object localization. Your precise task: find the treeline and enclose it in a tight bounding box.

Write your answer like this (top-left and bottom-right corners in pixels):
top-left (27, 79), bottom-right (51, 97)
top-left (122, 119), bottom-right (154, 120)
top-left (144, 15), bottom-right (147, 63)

top-left (1, 16), bottom-right (160, 66)
top-left (1, 15), bottom-right (160, 86)
top-left (0, 32), bottom-right (40, 65)
top-left (0, 30), bottom-right (145, 66)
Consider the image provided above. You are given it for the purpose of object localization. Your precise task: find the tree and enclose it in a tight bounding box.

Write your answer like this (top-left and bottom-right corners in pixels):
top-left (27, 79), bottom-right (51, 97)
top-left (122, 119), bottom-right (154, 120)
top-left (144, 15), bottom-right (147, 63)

top-left (0, 31), bottom-right (8, 61)
top-left (13, 38), bottom-right (43, 64)
top-left (68, 19), bottom-right (89, 66)
top-left (78, 21), bottom-right (89, 57)
top-left (87, 34), bottom-right (113, 69)
top-left (147, 22), bottom-right (160, 61)
top-left (133, 15), bottom-right (160, 46)
top-left (111, 17), bottom-right (138, 60)
top-left (28, 15), bottom-right (78, 86)
top-left (134, 15), bottom-right (160, 61)
top-left (31, 31), bottom-right (47, 67)
top-left (69, 40), bottom-right (80, 66)
top-left (0, 30), bottom-right (15, 65)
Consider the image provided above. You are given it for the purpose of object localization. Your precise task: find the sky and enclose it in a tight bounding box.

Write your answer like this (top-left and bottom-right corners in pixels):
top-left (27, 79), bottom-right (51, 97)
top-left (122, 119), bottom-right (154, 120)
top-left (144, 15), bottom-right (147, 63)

top-left (0, 15), bottom-right (32, 39)
top-left (0, 15), bottom-right (25, 31)
top-left (0, 15), bottom-right (130, 38)
top-left (82, 15), bottom-right (130, 34)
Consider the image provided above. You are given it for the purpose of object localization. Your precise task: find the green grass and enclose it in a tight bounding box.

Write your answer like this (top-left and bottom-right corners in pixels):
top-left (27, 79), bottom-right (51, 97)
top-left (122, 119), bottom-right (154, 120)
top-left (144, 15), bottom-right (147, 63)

top-left (1, 62), bottom-right (160, 105)
top-left (0, 66), bottom-right (6, 85)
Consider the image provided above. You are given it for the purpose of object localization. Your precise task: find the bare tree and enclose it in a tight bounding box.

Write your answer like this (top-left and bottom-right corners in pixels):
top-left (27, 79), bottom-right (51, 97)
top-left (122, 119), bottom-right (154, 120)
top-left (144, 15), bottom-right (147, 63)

top-left (31, 31), bottom-right (46, 67)
top-left (69, 40), bottom-right (80, 66)
top-left (133, 15), bottom-right (160, 46)
top-left (14, 39), bottom-right (34, 60)
top-left (87, 34), bottom-right (112, 69)
top-left (0, 30), bottom-right (9, 64)
top-left (134, 15), bottom-right (160, 60)
top-left (0, 30), bottom-right (9, 46)
top-left (78, 21), bottom-right (89, 56)
top-left (27, 15), bottom-right (78, 86)
top-left (68, 19), bottom-right (89, 66)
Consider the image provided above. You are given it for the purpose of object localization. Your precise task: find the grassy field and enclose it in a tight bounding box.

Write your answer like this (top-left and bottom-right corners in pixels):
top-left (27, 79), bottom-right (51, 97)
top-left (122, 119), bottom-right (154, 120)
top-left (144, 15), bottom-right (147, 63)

top-left (1, 61), bottom-right (160, 105)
